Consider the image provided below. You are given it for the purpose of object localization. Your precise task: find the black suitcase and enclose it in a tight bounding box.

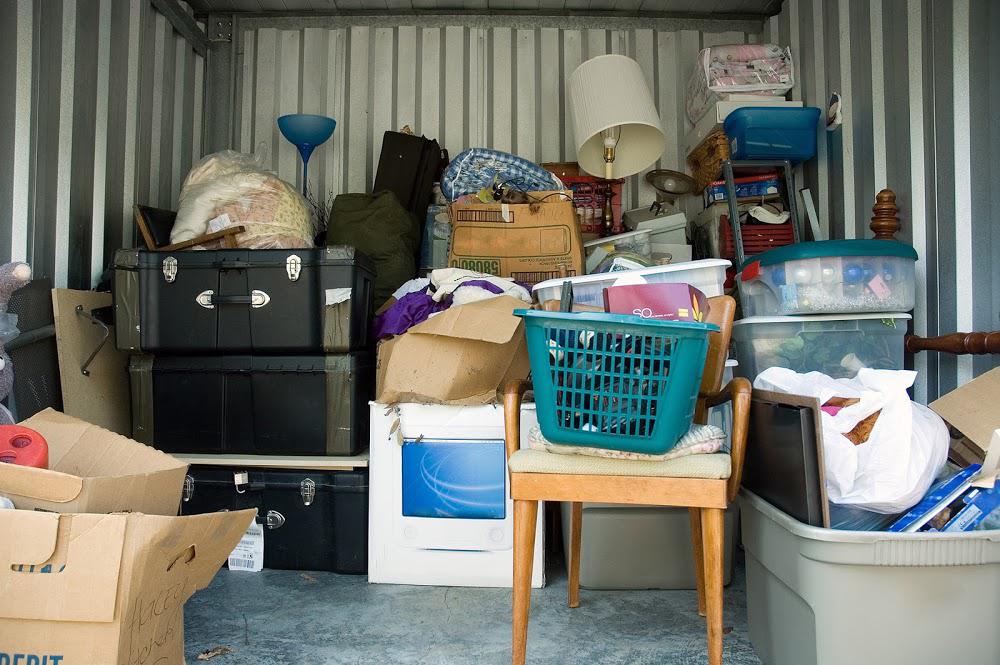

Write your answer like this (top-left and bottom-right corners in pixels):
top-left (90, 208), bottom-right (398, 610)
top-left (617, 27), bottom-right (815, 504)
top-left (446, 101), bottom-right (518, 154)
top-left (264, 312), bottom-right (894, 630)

top-left (181, 466), bottom-right (369, 573)
top-left (114, 246), bottom-right (375, 354)
top-left (373, 131), bottom-right (443, 222)
top-left (130, 353), bottom-right (372, 456)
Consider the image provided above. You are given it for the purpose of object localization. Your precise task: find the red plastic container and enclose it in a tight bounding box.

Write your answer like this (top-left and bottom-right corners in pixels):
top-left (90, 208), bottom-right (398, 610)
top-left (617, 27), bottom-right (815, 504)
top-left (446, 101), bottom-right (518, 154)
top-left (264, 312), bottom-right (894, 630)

top-left (719, 214), bottom-right (796, 260)
top-left (0, 425), bottom-right (49, 468)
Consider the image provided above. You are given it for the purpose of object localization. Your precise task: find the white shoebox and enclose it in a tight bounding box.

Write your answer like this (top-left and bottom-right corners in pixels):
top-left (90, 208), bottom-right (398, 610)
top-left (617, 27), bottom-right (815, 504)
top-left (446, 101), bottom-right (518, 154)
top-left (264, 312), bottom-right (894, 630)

top-left (369, 401), bottom-right (545, 588)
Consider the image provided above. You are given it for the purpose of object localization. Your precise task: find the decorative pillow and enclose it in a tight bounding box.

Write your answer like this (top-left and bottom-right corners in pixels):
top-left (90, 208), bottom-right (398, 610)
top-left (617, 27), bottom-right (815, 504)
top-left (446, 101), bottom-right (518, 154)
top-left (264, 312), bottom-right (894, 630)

top-left (528, 423), bottom-right (727, 461)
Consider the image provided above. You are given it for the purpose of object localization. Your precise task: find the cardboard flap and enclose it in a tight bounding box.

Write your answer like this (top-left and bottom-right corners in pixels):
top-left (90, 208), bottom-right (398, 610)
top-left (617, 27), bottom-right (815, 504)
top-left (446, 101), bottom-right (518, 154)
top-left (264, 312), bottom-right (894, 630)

top-left (0, 464), bottom-right (84, 503)
top-left (408, 296), bottom-right (525, 344)
top-left (144, 510), bottom-right (258, 597)
top-left (930, 367), bottom-right (1000, 454)
top-left (0, 512), bottom-right (126, 623)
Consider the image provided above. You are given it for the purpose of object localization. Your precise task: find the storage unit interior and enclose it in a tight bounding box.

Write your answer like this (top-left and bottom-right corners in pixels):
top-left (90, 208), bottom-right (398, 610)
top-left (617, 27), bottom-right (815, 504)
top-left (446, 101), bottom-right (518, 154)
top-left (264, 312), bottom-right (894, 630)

top-left (0, 1), bottom-right (997, 664)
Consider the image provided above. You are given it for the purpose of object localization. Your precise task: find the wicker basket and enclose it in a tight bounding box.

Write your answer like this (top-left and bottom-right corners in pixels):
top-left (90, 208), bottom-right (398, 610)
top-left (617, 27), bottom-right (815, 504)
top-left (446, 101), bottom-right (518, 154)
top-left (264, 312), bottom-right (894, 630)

top-left (687, 129), bottom-right (730, 192)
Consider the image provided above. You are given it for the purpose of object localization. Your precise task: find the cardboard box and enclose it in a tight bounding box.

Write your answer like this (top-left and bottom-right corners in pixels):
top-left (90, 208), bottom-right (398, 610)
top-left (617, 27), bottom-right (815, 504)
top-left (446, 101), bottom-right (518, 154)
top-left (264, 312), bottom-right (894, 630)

top-left (603, 283), bottom-right (709, 323)
top-left (0, 409), bottom-right (188, 515)
top-left (448, 191), bottom-right (584, 285)
top-left (930, 366), bottom-right (1000, 462)
top-left (0, 508), bottom-right (255, 665)
top-left (375, 296), bottom-right (531, 405)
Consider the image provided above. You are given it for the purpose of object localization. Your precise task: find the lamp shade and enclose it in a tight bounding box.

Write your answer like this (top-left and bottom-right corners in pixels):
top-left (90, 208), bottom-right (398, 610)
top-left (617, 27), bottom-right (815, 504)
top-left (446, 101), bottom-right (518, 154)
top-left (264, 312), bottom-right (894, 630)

top-left (568, 54), bottom-right (666, 179)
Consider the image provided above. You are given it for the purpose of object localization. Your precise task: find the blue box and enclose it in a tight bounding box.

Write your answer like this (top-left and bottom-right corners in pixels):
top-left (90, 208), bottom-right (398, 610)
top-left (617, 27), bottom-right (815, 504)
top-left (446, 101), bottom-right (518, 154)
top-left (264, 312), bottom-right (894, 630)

top-left (724, 107), bottom-right (821, 162)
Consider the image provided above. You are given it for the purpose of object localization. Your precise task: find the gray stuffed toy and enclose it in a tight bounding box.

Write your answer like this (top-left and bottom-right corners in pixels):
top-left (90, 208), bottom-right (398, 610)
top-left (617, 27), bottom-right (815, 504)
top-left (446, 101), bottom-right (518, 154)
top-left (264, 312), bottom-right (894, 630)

top-left (0, 262), bottom-right (32, 425)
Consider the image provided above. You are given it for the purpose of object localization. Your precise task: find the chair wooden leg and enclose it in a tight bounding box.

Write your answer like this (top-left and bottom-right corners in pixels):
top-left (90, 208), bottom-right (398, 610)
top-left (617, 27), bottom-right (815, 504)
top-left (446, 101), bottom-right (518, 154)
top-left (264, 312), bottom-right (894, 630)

top-left (568, 501), bottom-right (583, 609)
top-left (513, 499), bottom-right (539, 665)
top-left (701, 507), bottom-right (725, 665)
top-left (689, 507), bottom-right (707, 617)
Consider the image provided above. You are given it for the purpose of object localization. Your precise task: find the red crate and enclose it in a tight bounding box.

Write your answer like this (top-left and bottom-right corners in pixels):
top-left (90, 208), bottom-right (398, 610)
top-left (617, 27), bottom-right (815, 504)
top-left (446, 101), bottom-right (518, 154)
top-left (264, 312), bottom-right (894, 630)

top-left (560, 176), bottom-right (624, 236)
top-left (720, 214), bottom-right (796, 261)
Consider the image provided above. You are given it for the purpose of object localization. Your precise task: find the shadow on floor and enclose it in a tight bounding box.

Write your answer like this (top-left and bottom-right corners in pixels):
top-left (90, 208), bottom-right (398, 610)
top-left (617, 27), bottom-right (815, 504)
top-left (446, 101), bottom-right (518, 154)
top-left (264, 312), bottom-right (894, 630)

top-left (185, 551), bottom-right (761, 665)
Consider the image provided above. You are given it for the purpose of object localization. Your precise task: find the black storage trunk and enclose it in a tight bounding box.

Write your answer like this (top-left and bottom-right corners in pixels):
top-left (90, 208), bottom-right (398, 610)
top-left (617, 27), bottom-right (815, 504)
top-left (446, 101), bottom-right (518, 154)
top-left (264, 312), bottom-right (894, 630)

top-left (373, 131), bottom-right (442, 222)
top-left (130, 353), bottom-right (372, 456)
top-left (181, 466), bottom-right (368, 573)
top-left (114, 246), bottom-right (375, 354)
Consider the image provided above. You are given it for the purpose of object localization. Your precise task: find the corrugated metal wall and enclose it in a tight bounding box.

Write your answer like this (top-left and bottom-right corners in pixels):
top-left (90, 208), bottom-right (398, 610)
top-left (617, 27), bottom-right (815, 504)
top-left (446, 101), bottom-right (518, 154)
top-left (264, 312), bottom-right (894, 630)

top-left (229, 15), bottom-right (762, 213)
top-left (765, 0), bottom-right (999, 401)
top-left (0, 0), bottom-right (205, 290)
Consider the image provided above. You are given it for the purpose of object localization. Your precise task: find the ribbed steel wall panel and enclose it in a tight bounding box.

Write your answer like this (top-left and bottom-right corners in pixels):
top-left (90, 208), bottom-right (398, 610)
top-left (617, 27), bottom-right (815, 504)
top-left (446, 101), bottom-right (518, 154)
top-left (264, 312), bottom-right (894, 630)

top-left (0, 0), bottom-right (206, 289)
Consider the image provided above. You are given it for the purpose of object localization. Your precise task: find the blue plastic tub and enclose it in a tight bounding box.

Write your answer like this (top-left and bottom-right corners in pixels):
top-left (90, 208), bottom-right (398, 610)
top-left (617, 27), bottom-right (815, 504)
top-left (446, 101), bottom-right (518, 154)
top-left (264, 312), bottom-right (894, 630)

top-left (516, 309), bottom-right (717, 455)
top-left (724, 107), bottom-right (821, 162)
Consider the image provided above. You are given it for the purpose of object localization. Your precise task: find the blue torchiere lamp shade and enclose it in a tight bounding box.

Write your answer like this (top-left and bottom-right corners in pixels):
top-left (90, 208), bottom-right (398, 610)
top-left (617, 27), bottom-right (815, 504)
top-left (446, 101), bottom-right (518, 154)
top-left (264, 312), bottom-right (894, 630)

top-left (277, 114), bottom-right (337, 194)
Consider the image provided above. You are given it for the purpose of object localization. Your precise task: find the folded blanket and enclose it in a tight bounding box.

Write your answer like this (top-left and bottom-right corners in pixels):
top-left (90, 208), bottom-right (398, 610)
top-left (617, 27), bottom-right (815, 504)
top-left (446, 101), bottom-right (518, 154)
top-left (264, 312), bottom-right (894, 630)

top-left (528, 423), bottom-right (726, 461)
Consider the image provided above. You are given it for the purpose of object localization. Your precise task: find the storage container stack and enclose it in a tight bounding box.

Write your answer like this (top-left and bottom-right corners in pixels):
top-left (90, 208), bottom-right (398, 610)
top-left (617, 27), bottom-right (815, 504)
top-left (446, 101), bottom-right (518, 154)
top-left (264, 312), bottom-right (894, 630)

top-left (731, 202), bottom-right (919, 381)
top-left (113, 246), bottom-right (376, 574)
top-left (683, 44), bottom-right (817, 285)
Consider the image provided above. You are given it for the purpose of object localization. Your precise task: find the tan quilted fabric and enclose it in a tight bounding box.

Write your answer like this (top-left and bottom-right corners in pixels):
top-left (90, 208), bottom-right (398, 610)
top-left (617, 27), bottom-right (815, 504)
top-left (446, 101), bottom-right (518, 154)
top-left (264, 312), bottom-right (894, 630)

top-left (508, 449), bottom-right (731, 479)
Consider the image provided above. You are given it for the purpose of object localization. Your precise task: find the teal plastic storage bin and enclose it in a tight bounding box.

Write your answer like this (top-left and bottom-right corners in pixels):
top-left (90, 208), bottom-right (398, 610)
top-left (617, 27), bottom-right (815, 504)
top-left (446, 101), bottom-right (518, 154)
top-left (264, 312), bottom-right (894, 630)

top-left (724, 107), bottom-right (821, 162)
top-left (516, 310), bottom-right (716, 455)
top-left (739, 239), bottom-right (919, 316)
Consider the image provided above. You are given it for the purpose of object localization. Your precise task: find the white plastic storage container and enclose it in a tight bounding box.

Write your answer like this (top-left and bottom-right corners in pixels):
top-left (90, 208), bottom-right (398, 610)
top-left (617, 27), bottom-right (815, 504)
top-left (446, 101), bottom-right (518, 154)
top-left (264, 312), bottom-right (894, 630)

top-left (533, 258), bottom-right (730, 308)
top-left (740, 490), bottom-right (1000, 665)
top-left (732, 313), bottom-right (910, 380)
top-left (740, 239), bottom-right (918, 316)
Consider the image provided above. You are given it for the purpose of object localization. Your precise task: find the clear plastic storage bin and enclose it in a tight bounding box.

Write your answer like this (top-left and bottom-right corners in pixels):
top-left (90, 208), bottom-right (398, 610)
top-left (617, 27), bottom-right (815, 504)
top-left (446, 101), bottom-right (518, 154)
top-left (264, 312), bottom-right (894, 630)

top-left (732, 312), bottom-right (910, 380)
top-left (740, 239), bottom-right (918, 316)
top-left (532, 258), bottom-right (730, 308)
top-left (740, 490), bottom-right (1000, 665)
top-left (584, 229), bottom-right (653, 260)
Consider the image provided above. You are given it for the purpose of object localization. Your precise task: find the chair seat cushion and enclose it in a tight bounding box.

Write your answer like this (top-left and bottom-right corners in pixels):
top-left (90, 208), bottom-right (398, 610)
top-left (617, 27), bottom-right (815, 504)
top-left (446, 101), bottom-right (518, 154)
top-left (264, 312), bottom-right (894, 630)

top-left (508, 449), bottom-right (731, 479)
top-left (528, 423), bottom-right (726, 461)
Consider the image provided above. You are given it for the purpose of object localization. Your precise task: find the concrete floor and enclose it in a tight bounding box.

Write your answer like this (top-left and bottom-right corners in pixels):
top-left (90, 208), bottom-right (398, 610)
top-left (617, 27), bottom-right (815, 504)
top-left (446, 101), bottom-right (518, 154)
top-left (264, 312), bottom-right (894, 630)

top-left (185, 554), bottom-right (762, 664)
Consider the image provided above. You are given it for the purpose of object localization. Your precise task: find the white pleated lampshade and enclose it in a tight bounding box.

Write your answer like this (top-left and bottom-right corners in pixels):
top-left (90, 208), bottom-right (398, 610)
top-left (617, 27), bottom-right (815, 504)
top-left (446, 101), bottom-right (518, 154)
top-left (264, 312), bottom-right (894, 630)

top-left (568, 54), bottom-right (666, 179)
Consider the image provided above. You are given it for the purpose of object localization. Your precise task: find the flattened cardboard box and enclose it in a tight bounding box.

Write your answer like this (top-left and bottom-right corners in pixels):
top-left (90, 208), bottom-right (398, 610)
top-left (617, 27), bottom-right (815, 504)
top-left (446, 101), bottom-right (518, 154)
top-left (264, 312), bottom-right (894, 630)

top-left (448, 191), bottom-right (584, 285)
top-left (376, 296), bottom-right (531, 405)
top-left (0, 509), bottom-right (256, 665)
top-left (0, 409), bottom-right (188, 515)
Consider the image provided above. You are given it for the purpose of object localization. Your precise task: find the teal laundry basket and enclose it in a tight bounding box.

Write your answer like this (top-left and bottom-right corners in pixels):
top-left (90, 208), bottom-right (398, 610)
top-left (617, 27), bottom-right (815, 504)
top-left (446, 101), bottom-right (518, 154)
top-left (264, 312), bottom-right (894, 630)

top-left (515, 310), bottom-right (717, 455)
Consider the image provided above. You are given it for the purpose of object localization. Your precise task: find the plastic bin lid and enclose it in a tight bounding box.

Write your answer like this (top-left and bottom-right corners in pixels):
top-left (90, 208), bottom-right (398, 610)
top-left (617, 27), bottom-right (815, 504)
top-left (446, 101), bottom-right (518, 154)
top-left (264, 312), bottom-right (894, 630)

top-left (723, 106), bottom-right (822, 132)
top-left (740, 239), bottom-right (919, 271)
top-left (532, 258), bottom-right (731, 292)
top-left (733, 312), bottom-right (912, 326)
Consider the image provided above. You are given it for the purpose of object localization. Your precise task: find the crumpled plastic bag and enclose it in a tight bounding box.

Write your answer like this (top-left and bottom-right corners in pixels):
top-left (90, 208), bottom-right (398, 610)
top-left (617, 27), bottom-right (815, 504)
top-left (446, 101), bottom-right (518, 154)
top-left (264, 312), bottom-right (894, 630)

top-left (754, 367), bottom-right (949, 514)
top-left (172, 150), bottom-right (314, 249)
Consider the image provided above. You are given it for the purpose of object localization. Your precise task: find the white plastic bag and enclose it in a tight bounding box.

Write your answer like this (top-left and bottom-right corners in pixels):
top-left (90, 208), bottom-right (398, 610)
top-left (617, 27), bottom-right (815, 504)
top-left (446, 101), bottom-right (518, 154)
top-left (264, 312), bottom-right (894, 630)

top-left (754, 367), bottom-right (949, 514)
top-left (172, 149), bottom-right (314, 249)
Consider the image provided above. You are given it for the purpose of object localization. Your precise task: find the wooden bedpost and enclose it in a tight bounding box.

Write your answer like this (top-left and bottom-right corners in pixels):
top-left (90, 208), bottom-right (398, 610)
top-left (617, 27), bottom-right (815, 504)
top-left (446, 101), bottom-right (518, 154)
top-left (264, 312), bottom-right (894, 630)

top-left (870, 188), bottom-right (901, 240)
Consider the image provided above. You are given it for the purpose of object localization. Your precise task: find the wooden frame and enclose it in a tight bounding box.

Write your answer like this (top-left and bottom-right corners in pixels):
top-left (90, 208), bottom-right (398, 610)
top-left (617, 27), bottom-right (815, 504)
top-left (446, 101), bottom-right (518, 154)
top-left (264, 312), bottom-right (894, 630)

top-left (503, 295), bottom-right (751, 665)
top-left (133, 204), bottom-right (245, 252)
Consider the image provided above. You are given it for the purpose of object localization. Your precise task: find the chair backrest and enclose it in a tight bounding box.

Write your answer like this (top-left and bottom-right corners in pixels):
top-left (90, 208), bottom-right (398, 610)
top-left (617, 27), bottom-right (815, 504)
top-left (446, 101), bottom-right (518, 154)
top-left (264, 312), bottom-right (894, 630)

top-left (699, 295), bottom-right (736, 397)
top-left (133, 205), bottom-right (178, 249)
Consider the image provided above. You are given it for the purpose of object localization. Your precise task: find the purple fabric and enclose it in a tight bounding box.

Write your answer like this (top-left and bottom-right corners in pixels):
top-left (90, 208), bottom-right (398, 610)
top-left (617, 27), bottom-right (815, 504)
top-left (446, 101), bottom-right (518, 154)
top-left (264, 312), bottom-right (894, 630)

top-left (373, 291), bottom-right (452, 340)
top-left (453, 280), bottom-right (507, 295)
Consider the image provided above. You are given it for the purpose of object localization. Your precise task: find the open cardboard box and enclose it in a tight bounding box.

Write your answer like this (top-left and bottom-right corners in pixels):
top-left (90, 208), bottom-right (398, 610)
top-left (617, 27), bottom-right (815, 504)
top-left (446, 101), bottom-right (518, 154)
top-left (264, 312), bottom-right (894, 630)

top-left (930, 366), bottom-right (1000, 478)
top-left (0, 409), bottom-right (188, 514)
top-left (375, 295), bottom-right (530, 405)
top-left (0, 508), bottom-right (256, 664)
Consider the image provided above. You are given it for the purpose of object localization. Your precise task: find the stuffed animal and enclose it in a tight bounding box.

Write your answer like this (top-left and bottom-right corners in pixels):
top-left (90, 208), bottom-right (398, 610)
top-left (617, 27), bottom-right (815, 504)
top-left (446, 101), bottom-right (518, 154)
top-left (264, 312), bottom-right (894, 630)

top-left (0, 262), bottom-right (32, 425)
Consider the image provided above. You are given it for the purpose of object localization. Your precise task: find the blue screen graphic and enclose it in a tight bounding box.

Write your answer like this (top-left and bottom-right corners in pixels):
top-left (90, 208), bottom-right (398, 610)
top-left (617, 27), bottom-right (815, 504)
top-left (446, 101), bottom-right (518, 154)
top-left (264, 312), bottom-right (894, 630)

top-left (401, 440), bottom-right (506, 519)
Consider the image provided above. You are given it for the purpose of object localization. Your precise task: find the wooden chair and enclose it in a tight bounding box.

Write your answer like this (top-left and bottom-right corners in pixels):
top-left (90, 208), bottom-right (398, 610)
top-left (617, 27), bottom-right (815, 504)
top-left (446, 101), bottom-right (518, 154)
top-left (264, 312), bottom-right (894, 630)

top-left (133, 204), bottom-right (245, 251)
top-left (503, 295), bottom-right (750, 665)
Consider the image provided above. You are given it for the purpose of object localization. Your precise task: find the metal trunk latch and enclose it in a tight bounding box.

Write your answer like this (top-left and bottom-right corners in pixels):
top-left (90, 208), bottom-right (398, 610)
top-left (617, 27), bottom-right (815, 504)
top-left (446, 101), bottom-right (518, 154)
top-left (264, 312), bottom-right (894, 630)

top-left (265, 510), bottom-right (285, 529)
top-left (233, 471), bottom-right (249, 494)
top-left (182, 475), bottom-right (194, 502)
top-left (286, 254), bottom-right (301, 281)
top-left (162, 256), bottom-right (178, 283)
top-left (300, 478), bottom-right (316, 506)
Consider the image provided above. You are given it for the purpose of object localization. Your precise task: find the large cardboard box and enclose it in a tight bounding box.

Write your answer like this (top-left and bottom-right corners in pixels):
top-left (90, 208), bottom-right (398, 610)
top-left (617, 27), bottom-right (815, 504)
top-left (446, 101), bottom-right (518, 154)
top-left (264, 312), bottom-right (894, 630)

top-left (375, 296), bottom-right (530, 405)
top-left (0, 409), bottom-right (188, 515)
top-left (930, 366), bottom-right (1000, 467)
top-left (0, 509), bottom-right (255, 665)
top-left (448, 191), bottom-right (584, 285)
